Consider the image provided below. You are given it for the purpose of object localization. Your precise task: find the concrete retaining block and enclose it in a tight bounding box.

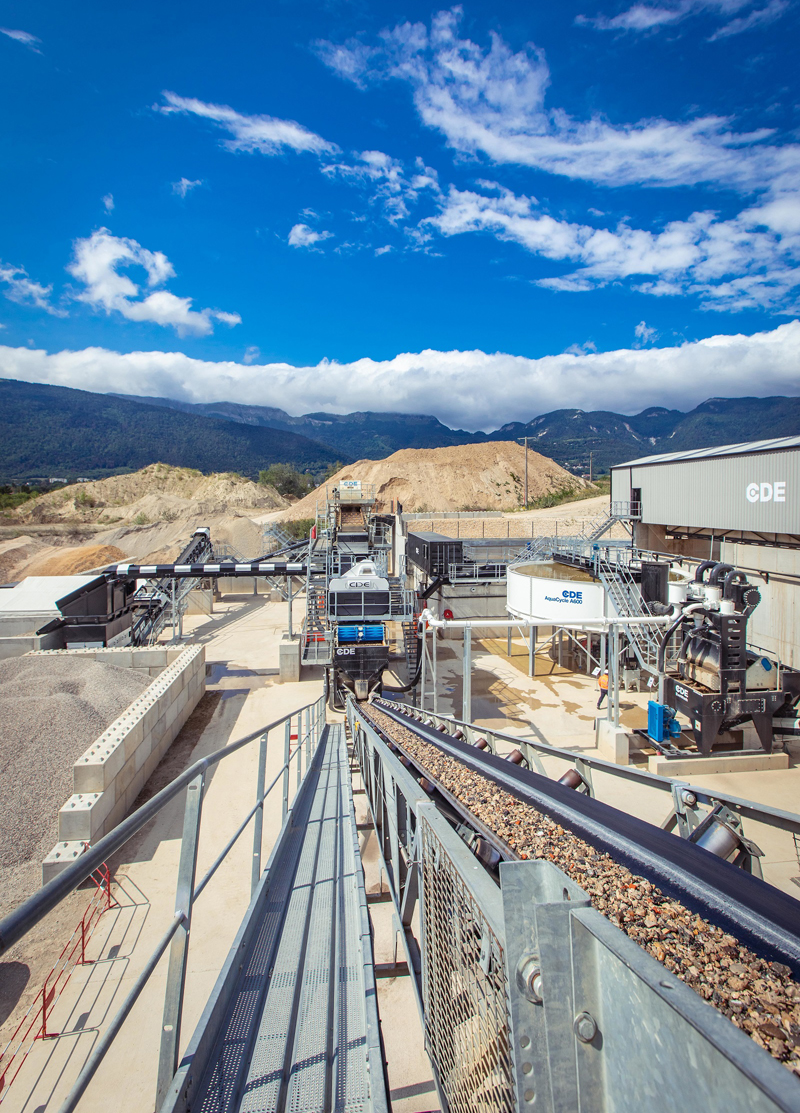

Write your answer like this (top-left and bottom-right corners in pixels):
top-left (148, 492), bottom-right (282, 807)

top-left (48, 644), bottom-right (205, 876)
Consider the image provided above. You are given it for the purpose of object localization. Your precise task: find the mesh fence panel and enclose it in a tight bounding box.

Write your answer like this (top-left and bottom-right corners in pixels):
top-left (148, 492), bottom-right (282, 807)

top-left (420, 816), bottom-right (515, 1113)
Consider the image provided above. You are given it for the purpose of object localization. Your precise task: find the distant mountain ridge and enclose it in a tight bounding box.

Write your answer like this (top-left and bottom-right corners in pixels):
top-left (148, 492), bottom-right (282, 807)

top-left (3, 377), bottom-right (798, 483)
top-left (113, 392), bottom-right (800, 473)
top-left (0, 379), bottom-right (345, 482)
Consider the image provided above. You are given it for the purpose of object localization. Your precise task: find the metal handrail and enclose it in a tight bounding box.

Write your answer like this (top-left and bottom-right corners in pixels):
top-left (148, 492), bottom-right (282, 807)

top-left (0, 688), bottom-right (327, 1113)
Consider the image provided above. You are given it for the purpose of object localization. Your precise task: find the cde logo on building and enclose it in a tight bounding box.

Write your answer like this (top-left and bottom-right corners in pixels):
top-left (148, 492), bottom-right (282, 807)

top-left (746, 481), bottom-right (786, 503)
top-left (561, 589), bottom-right (583, 603)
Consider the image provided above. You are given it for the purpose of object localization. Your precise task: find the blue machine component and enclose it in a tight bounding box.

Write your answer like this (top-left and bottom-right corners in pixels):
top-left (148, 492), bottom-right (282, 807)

top-left (647, 700), bottom-right (683, 743)
top-left (337, 624), bottom-right (385, 644)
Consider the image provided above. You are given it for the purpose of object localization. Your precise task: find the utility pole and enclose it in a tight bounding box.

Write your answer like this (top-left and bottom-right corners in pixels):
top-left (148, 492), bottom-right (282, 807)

top-left (517, 436), bottom-right (530, 508)
top-left (589, 451), bottom-right (593, 484)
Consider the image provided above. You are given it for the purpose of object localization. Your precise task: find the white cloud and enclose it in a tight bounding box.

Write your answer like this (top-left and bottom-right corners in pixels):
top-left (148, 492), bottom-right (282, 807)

top-left (634, 320), bottom-right (659, 344)
top-left (158, 91), bottom-right (336, 157)
top-left (323, 151), bottom-right (440, 223)
top-left (67, 228), bottom-right (241, 336)
top-left (375, 245), bottom-right (393, 255)
top-left (317, 10), bottom-right (800, 193)
top-left (0, 262), bottom-right (65, 316)
top-left (102, 193), bottom-right (114, 212)
top-left (425, 184), bottom-right (800, 311)
top-left (172, 177), bottom-right (203, 198)
top-left (579, 0), bottom-right (789, 36)
top-left (288, 223), bottom-right (333, 248)
top-left (709, 0), bottom-right (789, 36)
top-left (243, 345), bottom-right (261, 364)
top-left (0, 27), bottom-right (41, 52)
top-left (1, 321), bottom-right (798, 432)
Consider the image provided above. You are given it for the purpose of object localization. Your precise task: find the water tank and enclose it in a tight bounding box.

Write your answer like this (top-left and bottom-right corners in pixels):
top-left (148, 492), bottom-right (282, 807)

top-left (507, 562), bottom-right (607, 627)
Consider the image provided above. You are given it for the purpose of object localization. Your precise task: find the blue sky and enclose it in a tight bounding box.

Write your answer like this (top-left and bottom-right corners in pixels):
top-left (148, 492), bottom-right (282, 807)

top-left (0, 0), bottom-right (798, 430)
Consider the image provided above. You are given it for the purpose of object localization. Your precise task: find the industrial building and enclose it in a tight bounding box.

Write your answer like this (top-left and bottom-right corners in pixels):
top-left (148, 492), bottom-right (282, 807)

top-left (611, 436), bottom-right (800, 668)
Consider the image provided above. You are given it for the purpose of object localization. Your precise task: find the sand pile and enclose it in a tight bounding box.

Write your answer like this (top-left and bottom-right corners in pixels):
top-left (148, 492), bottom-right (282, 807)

top-left (15, 464), bottom-right (288, 526)
top-left (0, 656), bottom-right (151, 915)
top-left (281, 442), bottom-right (590, 519)
top-left (21, 544), bottom-right (128, 577)
top-left (0, 536), bottom-right (43, 583)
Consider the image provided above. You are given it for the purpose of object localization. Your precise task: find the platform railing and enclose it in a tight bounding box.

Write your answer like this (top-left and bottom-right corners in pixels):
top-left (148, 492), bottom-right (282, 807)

top-left (0, 688), bottom-right (328, 1113)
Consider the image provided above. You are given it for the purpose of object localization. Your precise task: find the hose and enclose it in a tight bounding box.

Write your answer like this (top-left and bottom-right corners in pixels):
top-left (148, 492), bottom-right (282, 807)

top-left (382, 653), bottom-right (422, 694)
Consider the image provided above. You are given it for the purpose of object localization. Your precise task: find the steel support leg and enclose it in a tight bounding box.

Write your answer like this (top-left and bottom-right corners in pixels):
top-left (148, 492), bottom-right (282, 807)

top-left (283, 719), bottom-right (291, 824)
top-left (156, 771), bottom-right (205, 1107)
top-left (463, 626), bottom-right (472, 724)
top-left (251, 731), bottom-right (269, 896)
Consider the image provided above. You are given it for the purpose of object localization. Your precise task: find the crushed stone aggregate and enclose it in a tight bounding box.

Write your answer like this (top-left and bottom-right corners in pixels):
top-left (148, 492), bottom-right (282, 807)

top-left (0, 655), bottom-right (150, 915)
top-left (367, 705), bottom-right (800, 1078)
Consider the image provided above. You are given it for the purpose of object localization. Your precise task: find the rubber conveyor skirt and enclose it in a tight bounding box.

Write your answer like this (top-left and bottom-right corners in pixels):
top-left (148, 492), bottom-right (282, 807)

top-left (162, 725), bottom-right (388, 1113)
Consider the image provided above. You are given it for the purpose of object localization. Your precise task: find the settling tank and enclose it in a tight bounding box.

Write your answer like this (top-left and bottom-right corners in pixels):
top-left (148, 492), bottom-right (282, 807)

top-left (507, 561), bottom-right (607, 627)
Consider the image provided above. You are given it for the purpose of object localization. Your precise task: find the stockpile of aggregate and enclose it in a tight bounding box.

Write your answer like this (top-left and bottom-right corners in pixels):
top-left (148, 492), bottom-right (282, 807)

top-left (0, 656), bottom-right (150, 916)
top-left (367, 705), bottom-right (800, 1078)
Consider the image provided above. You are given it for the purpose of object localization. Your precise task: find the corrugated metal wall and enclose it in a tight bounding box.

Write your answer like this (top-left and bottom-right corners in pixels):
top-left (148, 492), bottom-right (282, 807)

top-left (623, 447), bottom-right (800, 534)
top-left (720, 543), bottom-right (800, 668)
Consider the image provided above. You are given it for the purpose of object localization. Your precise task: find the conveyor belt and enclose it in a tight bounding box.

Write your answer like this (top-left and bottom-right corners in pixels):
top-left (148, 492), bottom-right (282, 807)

top-left (368, 699), bottom-right (800, 974)
top-left (162, 725), bottom-right (388, 1113)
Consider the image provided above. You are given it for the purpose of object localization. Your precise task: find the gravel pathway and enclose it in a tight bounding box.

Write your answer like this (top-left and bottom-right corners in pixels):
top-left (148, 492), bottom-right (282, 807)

top-left (0, 656), bottom-right (150, 915)
top-left (366, 705), bottom-right (800, 1079)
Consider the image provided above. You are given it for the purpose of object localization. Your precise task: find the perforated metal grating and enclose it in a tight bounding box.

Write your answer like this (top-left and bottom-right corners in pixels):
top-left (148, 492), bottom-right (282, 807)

top-left (419, 816), bottom-right (514, 1113)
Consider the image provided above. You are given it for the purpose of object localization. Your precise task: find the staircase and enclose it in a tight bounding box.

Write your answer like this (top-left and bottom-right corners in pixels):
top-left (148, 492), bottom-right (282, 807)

top-left (597, 558), bottom-right (664, 675)
top-left (302, 575), bottom-right (333, 665)
top-left (507, 536), bottom-right (554, 567)
top-left (402, 619), bottom-right (420, 681)
top-left (262, 522), bottom-right (295, 554)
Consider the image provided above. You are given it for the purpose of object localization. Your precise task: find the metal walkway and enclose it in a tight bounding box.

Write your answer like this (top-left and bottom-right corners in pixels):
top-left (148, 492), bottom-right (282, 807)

top-left (163, 724), bottom-right (388, 1113)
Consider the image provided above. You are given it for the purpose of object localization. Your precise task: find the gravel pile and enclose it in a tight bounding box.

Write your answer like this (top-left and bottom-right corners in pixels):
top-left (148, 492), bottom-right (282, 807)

top-left (0, 656), bottom-right (150, 913)
top-left (366, 705), bottom-right (800, 1079)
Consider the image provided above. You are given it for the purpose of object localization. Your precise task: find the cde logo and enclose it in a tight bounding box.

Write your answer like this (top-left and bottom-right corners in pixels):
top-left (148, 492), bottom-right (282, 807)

top-left (746, 481), bottom-right (786, 503)
top-left (561, 589), bottom-right (583, 603)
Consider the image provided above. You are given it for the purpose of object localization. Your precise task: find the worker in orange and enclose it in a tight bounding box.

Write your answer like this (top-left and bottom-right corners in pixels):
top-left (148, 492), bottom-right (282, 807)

top-left (597, 670), bottom-right (609, 708)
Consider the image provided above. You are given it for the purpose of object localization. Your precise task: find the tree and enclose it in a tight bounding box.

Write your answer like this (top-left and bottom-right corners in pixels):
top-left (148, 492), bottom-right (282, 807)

top-left (259, 463), bottom-right (315, 498)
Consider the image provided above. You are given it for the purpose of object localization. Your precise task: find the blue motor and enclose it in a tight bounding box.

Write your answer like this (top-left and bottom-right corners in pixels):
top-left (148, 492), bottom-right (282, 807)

top-left (647, 700), bottom-right (682, 744)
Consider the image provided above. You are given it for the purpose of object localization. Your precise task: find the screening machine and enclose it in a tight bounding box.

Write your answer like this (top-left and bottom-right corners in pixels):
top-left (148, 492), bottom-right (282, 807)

top-left (655, 560), bottom-right (800, 754)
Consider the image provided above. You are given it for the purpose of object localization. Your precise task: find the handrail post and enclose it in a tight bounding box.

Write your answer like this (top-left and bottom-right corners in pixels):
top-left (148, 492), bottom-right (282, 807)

top-left (305, 706), bottom-right (311, 765)
top-left (251, 730), bottom-right (269, 896)
top-left (296, 714), bottom-right (302, 791)
top-left (282, 719), bottom-right (291, 824)
top-left (156, 770), bottom-right (205, 1107)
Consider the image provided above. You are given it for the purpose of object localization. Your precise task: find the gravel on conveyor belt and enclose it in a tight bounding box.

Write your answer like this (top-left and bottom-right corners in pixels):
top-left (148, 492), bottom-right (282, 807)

top-left (366, 706), bottom-right (800, 1079)
top-left (0, 656), bottom-right (150, 915)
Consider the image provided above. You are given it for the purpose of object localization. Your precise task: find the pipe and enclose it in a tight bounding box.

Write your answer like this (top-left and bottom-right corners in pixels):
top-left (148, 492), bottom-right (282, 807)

top-left (722, 569), bottom-right (748, 598)
top-left (693, 560), bottom-right (717, 583)
top-left (656, 603), bottom-right (705, 701)
top-left (382, 650), bottom-right (422, 694)
top-left (419, 608), bottom-right (677, 634)
top-left (708, 562), bottom-right (735, 586)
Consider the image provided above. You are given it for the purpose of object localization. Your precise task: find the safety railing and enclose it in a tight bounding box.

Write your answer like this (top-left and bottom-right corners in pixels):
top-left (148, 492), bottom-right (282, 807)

top-left (0, 688), bottom-right (327, 1113)
top-left (0, 864), bottom-right (115, 1100)
top-left (447, 561), bottom-right (508, 581)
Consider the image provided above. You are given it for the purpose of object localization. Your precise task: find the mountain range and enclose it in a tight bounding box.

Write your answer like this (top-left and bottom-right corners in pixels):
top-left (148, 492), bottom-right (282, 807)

top-left (115, 392), bottom-right (800, 473)
top-left (0, 379), bottom-right (342, 483)
top-left (2, 377), bottom-right (799, 483)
